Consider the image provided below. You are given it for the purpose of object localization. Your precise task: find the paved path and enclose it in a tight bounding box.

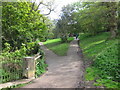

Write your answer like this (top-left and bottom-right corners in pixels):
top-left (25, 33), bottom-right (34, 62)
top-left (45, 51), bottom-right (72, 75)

top-left (22, 39), bottom-right (84, 88)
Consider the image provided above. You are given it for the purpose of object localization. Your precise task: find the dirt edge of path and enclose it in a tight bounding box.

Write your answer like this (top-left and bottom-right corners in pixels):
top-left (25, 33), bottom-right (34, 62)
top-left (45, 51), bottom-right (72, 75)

top-left (77, 40), bottom-right (104, 88)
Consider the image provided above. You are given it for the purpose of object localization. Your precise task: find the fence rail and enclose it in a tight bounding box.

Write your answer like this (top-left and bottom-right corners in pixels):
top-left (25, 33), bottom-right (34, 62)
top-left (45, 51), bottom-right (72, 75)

top-left (0, 53), bottom-right (41, 84)
top-left (0, 56), bottom-right (23, 83)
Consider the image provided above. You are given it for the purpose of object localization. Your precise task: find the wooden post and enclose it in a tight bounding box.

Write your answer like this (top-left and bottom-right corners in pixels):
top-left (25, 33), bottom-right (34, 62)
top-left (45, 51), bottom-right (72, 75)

top-left (23, 57), bottom-right (35, 79)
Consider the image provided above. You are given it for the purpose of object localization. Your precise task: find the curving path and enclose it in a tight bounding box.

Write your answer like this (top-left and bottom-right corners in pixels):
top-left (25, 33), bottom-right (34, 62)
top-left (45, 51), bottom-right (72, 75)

top-left (22, 39), bottom-right (84, 88)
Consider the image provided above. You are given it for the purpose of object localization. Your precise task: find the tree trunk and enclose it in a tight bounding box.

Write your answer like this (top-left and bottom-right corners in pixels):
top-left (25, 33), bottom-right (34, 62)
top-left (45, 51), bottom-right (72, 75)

top-left (110, 26), bottom-right (117, 38)
top-left (109, 2), bottom-right (117, 39)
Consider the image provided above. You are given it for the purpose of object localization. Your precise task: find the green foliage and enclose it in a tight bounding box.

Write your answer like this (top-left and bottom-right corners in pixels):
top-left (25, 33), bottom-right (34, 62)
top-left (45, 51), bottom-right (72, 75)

top-left (60, 36), bottom-right (74, 43)
top-left (85, 67), bottom-right (99, 81)
top-left (1, 0), bottom-right (51, 84)
top-left (54, 4), bottom-right (76, 41)
top-left (118, 2), bottom-right (120, 30)
top-left (94, 79), bottom-right (119, 88)
top-left (0, 41), bottom-right (42, 83)
top-left (2, 43), bottom-right (27, 59)
top-left (76, 2), bottom-right (109, 35)
top-left (35, 58), bottom-right (48, 78)
top-left (2, 2), bottom-right (47, 50)
top-left (94, 43), bottom-right (119, 82)
top-left (26, 41), bottom-right (40, 56)
top-left (79, 32), bottom-right (119, 88)
top-left (54, 2), bottom-right (118, 38)
top-left (61, 36), bottom-right (68, 43)
top-left (0, 43), bottom-right (27, 83)
top-left (79, 32), bottom-right (110, 58)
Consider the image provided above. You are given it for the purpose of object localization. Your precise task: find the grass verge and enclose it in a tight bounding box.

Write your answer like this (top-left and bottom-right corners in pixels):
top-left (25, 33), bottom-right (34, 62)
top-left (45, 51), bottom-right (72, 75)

top-left (43, 37), bottom-right (74, 56)
top-left (79, 32), bottom-right (119, 88)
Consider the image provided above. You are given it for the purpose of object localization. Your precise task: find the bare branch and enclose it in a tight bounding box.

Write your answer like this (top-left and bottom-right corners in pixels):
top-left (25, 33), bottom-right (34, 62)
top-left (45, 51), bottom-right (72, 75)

top-left (42, 1), bottom-right (55, 15)
top-left (35, 1), bottom-right (43, 11)
top-left (31, 1), bottom-right (35, 11)
top-left (28, 0), bottom-right (55, 15)
top-left (44, 8), bottom-right (54, 15)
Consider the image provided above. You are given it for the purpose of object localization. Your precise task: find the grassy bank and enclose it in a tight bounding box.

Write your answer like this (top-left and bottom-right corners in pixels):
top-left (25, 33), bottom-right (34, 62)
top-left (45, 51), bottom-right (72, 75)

top-left (79, 32), bottom-right (119, 88)
top-left (43, 37), bottom-right (74, 56)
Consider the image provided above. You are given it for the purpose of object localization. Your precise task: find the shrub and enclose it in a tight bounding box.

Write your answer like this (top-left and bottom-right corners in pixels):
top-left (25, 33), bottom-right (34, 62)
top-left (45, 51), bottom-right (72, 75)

top-left (35, 57), bottom-right (48, 78)
top-left (26, 41), bottom-right (40, 56)
top-left (60, 36), bottom-right (68, 43)
top-left (0, 41), bottom-right (45, 83)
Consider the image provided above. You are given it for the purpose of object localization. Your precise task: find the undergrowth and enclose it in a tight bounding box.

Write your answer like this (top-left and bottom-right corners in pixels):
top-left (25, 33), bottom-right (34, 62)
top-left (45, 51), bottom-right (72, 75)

top-left (79, 32), bottom-right (119, 88)
top-left (35, 57), bottom-right (48, 78)
top-left (0, 41), bottom-right (47, 84)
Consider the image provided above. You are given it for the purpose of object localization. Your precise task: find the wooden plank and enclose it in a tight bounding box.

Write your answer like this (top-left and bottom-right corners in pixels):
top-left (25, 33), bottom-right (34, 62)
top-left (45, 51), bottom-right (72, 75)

top-left (34, 55), bottom-right (41, 61)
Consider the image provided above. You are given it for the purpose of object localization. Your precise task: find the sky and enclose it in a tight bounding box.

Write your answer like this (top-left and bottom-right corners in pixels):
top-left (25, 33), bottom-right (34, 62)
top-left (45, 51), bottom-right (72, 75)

top-left (48, 0), bottom-right (80, 20)
top-left (36, 0), bottom-right (80, 20)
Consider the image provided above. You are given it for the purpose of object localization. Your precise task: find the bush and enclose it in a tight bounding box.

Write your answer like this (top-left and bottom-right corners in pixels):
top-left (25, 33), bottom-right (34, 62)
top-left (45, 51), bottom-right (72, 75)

top-left (60, 36), bottom-right (68, 43)
top-left (35, 50), bottom-right (47, 77)
top-left (0, 43), bottom-right (27, 83)
top-left (26, 41), bottom-right (40, 56)
top-left (0, 41), bottom-right (44, 83)
top-left (35, 57), bottom-right (48, 78)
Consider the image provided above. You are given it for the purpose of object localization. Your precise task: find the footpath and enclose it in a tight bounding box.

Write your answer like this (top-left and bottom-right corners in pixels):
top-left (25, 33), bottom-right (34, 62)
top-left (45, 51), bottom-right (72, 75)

top-left (22, 39), bottom-right (84, 88)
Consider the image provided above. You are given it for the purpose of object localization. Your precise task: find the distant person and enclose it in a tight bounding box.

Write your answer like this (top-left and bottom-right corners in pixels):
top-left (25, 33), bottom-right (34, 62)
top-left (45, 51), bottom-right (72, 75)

top-left (75, 33), bottom-right (79, 39)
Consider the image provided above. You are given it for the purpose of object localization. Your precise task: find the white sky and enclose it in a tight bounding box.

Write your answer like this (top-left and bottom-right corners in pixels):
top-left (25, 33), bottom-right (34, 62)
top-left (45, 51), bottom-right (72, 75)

top-left (49, 0), bottom-right (80, 20)
top-left (36, 0), bottom-right (80, 20)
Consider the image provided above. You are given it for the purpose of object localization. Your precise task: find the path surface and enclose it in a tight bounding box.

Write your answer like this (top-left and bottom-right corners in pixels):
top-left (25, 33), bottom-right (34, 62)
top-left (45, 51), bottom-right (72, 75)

top-left (22, 39), bottom-right (84, 88)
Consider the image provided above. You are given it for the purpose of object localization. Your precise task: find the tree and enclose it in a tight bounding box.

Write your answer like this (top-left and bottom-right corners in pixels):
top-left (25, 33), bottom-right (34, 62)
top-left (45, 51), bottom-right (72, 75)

top-left (53, 2), bottom-right (119, 41)
top-left (65, 2), bottom-right (118, 38)
top-left (2, 1), bottom-right (49, 50)
top-left (102, 2), bottom-right (118, 38)
top-left (54, 4), bottom-right (77, 42)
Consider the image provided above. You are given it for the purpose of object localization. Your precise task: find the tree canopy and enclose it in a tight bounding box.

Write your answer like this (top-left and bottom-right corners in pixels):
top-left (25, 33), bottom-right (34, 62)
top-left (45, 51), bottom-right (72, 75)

top-left (2, 1), bottom-right (51, 50)
top-left (54, 2), bottom-right (119, 42)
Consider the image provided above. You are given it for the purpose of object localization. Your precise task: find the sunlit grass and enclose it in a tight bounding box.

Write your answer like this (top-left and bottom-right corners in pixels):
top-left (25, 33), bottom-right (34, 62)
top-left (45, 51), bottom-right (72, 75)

top-left (43, 38), bottom-right (61, 45)
top-left (79, 32), bottom-right (119, 88)
top-left (43, 37), bottom-right (74, 56)
top-left (50, 43), bottom-right (69, 56)
top-left (83, 40), bottom-right (105, 50)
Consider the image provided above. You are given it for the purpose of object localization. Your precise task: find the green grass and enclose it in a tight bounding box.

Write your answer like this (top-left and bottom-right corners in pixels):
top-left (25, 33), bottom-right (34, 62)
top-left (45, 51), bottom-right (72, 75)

top-left (79, 32), bottom-right (116, 58)
top-left (79, 32), bottom-right (119, 88)
top-left (43, 38), bottom-right (61, 45)
top-left (43, 37), bottom-right (74, 56)
top-left (67, 37), bottom-right (74, 41)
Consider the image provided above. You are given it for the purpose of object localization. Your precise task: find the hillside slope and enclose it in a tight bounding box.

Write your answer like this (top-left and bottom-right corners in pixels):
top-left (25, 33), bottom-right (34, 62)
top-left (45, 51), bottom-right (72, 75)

top-left (79, 32), bottom-right (119, 88)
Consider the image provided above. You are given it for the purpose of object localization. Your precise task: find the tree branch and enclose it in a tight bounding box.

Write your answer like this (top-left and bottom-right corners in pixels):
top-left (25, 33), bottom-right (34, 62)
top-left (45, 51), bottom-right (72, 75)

top-left (44, 8), bottom-right (54, 15)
